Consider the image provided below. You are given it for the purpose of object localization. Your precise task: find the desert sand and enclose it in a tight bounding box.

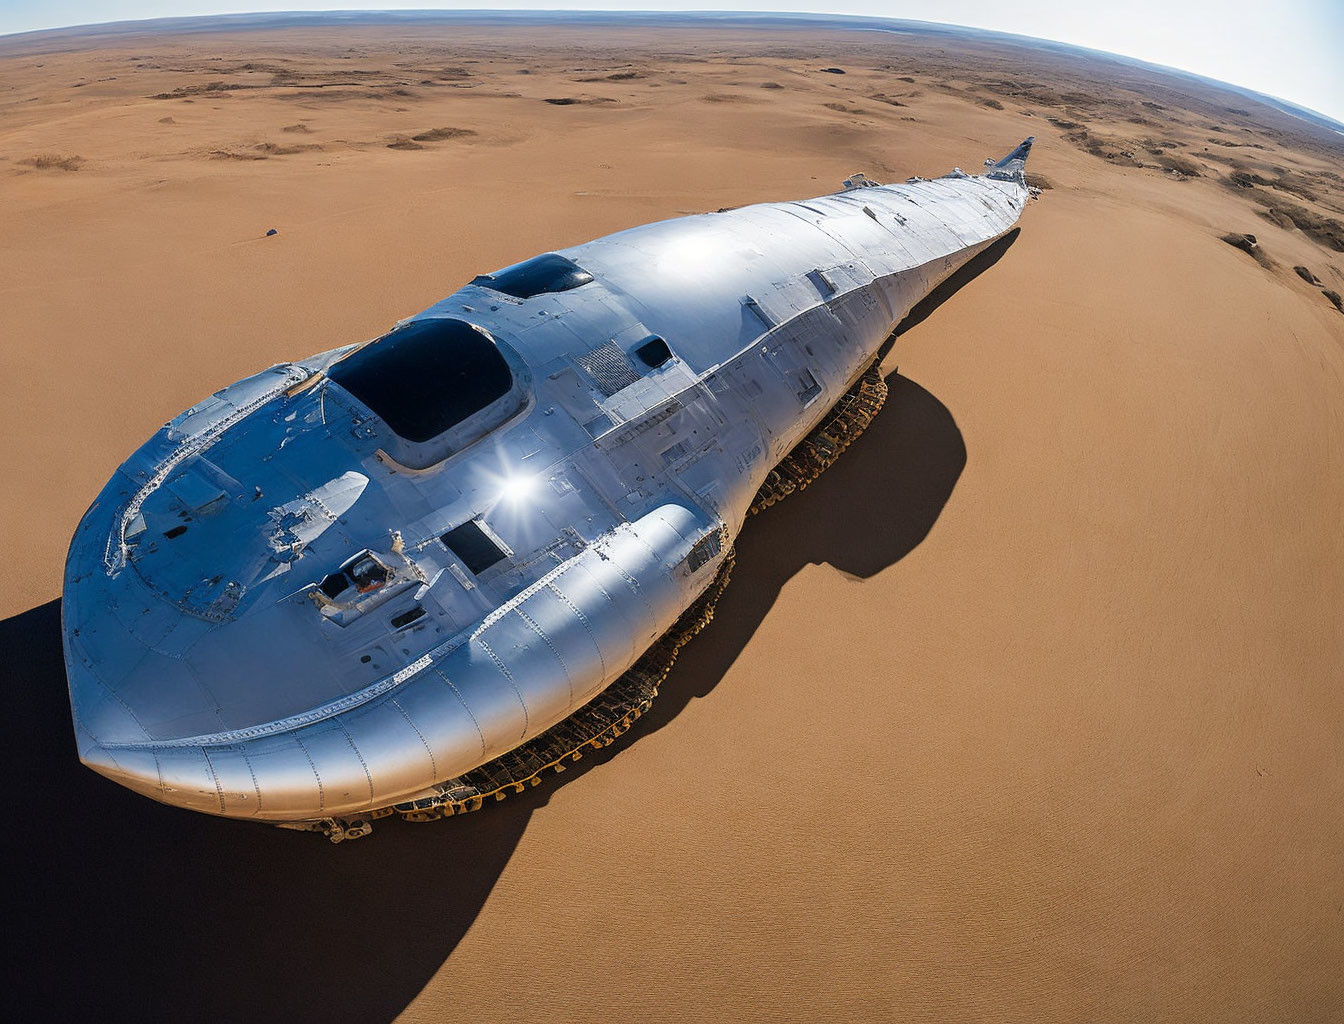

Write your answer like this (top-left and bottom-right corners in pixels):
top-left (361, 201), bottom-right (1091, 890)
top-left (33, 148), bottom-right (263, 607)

top-left (2, 14), bottom-right (1342, 1023)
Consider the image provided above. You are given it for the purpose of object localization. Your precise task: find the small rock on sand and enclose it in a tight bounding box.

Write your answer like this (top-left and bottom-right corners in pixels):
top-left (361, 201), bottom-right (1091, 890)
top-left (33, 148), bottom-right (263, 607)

top-left (1220, 232), bottom-right (1275, 269)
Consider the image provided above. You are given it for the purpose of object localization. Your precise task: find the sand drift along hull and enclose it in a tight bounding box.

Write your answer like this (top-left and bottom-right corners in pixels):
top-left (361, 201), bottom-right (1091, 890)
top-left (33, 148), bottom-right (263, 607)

top-left (62, 139), bottom-right (1033, 838)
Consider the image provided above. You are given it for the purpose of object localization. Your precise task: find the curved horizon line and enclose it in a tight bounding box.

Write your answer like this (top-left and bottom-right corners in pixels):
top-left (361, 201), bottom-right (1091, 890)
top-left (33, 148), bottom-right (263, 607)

top-left (1, 8), bottom-right (1341, 131)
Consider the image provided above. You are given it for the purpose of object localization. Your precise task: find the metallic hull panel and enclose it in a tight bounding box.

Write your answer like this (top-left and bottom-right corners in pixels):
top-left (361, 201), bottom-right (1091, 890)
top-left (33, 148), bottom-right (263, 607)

top-left (63, 142), bottom-right (1034, 825)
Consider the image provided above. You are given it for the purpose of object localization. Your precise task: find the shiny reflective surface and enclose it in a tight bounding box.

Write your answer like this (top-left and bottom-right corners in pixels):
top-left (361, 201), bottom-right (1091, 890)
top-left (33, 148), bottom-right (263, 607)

top-left (62, 141), bottom-right (1033, 826)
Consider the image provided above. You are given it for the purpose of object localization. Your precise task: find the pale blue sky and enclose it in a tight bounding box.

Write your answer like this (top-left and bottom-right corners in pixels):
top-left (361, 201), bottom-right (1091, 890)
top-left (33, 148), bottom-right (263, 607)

top-left (2, 2), bottom-right (1341, 123)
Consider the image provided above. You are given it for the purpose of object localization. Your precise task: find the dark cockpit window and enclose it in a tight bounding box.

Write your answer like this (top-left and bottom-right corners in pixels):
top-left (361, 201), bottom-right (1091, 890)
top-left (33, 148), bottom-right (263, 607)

top-left (328, 318), bottom-right (513, 443)
top-left (319, 571), bottom-right (350, 600)
top-left (470, 253), bottom-right (594, 299)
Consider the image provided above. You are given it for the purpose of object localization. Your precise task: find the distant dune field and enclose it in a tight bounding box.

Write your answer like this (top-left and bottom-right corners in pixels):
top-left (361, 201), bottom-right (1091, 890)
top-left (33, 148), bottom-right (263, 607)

top-left (2, 15), bottom-right (1341, 1024)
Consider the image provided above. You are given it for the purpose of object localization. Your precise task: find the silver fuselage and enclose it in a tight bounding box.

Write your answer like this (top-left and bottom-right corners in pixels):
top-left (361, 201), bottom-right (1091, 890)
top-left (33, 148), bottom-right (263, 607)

top-left (63, 155), bottom-right (1029, 824)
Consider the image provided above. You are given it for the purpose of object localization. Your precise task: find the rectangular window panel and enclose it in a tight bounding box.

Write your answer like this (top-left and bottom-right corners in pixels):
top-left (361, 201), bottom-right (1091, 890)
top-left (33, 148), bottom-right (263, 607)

top-left (442, 520), bottom-right (508, 575)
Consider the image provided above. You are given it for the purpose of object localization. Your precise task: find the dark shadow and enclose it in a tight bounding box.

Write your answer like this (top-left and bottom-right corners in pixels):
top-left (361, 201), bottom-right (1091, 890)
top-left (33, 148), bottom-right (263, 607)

top-left (7, 230), bottom-right (1012, 1023)
top-left (6, 596), bottom-right (534, 1023)
top-left (892, 226), bottom-right (1020, 342)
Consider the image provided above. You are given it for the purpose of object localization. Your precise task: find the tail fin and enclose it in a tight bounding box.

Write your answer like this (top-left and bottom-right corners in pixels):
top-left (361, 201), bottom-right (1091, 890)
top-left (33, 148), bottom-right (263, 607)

top-left (984, 137), bottom-right (1034, 182)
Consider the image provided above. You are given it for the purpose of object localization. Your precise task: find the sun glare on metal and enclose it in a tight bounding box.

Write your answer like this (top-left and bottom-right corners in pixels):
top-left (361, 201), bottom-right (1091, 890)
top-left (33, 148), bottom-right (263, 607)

top-left (498, 472), bottom-right (537, 504)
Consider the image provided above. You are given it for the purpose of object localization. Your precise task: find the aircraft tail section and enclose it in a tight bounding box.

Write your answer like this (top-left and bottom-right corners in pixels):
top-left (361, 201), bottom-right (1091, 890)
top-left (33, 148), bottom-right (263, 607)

top-left (985, 136), bottom-right (1034, 182)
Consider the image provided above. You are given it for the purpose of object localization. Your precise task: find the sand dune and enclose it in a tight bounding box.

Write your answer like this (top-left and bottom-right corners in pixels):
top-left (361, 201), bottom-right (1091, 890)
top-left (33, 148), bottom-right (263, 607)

top-left (2, 16), bottom-right (1341, 1023)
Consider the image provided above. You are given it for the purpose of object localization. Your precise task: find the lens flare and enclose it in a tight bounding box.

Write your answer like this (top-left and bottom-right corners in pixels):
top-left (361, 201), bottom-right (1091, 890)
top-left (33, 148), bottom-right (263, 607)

top-left (498, 472), bottom-right (537, 504)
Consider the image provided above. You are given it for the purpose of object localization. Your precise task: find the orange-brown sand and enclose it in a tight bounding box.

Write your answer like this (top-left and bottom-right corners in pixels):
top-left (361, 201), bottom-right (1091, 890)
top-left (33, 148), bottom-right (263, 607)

top-left (2, 17), bottom-right (1341, 1023)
